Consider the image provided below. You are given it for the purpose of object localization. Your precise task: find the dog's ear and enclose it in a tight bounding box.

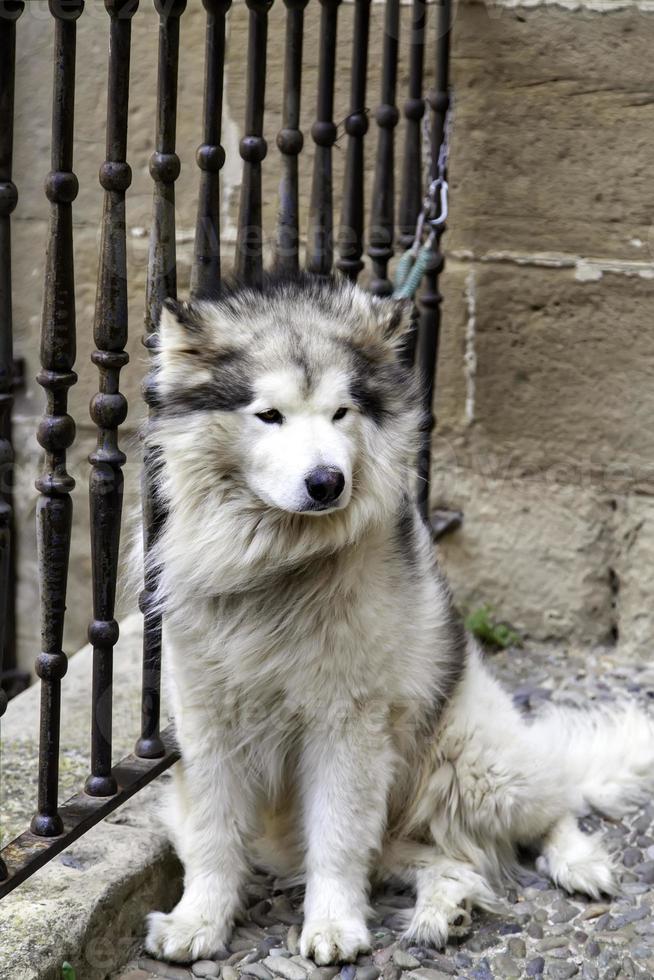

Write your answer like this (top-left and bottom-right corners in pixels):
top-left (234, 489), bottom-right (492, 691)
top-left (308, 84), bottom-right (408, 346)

top-left (158, 298), bottom-right (209, 354)
top-left (370, 296), bottom-right (414, 348)
top-left (155, 299), bottom-right (218, 396)
top-left (159, 297), bottom-right (253, 357)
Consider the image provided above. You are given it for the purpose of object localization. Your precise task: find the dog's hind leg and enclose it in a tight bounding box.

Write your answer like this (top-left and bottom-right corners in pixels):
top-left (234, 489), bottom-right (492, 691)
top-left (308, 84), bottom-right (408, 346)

top-left (380, 841), bottom-right (502, 949)
top-left (403, 856), bottom-right (502, 948)
top-left (536, 814), bottom-right (618, 899)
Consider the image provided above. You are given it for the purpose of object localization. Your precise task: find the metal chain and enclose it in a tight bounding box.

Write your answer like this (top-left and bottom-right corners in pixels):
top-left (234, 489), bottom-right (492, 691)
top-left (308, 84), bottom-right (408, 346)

top-left (435, 93), bottom-right (454, 181)
top-left (393, 94), bottom-right (453, 299)
top-left (412, 95), bottom-right (453, 252)
top-left (421, 100), bottom-right (432, 191)
top-left (426, 92), bottom-right (453, 236)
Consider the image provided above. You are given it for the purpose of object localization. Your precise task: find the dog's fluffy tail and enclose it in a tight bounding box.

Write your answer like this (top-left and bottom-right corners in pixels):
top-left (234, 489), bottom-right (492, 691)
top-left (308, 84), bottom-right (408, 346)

top-left (533, 700), bottom-right (654, 819)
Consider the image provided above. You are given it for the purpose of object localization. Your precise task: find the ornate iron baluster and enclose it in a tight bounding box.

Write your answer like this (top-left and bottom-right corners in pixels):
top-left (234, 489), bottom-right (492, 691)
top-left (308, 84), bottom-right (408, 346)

top-left (235, 0), bottom-right (274, 286)
top-left (191, 0), bottom-right (231, 298)
top-left (415, 0), bottom-right (451, 523)
top-left (32, 0), bottom-right (83, 839)
top-left (398, 0), bottom-right (426, 251)
top-left (396, 0), bottom-right (426, 368)
top-left (0, 0), bottom-right (23, 881)
top-left (137, 0), bottom-right (186, 760)
top-left (273, 0), bottom-right (308, 275)
top-left (367, 0), bottom-right (400, 296)
top-left (85, 0), bottom-right (138, 799)
top-left (335, 0), bottom-right (370, 283)
top-left (306, 0), bottom-right (340, 276)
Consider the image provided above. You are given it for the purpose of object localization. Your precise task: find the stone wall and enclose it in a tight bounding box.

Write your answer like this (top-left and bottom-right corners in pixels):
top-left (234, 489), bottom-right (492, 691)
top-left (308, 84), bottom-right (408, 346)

top-left (433, 0), bottom-right (654, 653)
top-left (8, 0), bottom-right (654, 672)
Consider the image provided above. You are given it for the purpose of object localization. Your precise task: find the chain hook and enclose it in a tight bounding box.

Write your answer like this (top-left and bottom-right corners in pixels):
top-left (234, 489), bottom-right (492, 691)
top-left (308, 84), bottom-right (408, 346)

top-left (428, 179), bottom-right (449, 231)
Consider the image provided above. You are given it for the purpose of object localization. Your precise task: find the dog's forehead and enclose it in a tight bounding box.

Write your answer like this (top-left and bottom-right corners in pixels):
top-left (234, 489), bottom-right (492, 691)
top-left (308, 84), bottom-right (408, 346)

top-left (246, 304), bottom-right (354, 378)
top-left (251, 302), bottom-right (353, 344)
top-left (251, 360), bottom-right (351, 408)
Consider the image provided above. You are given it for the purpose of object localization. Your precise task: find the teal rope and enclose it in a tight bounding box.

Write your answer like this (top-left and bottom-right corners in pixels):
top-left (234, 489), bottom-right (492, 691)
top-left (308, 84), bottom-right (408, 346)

top-left (392, 243), bottom-right (432, 300)
top-left (393, 248), bottom-right (416, 295)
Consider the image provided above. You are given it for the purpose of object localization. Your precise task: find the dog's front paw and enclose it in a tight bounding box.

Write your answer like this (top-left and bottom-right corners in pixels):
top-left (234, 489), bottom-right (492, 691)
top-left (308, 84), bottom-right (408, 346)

top-left (300, 918), bottom-right (371, 965)
top-left (145, 907), bottom-right (229, 963)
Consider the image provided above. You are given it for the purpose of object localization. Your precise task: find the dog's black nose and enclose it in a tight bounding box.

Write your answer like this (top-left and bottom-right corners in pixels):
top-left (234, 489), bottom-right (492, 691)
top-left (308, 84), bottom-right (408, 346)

top-left (305, 466), bottom-right (345, 505)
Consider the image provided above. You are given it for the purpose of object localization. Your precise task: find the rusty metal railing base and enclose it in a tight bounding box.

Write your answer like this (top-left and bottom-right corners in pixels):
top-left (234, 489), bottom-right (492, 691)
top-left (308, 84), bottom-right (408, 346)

top-left (431, 508), bottom-right (463, 542)
top-left (0, 724), bottom-right (179, 899)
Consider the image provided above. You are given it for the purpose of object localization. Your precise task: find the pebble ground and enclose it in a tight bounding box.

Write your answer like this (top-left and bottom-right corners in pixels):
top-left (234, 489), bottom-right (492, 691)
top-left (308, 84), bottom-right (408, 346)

top-left (114, 644), bottom-right (654, 980)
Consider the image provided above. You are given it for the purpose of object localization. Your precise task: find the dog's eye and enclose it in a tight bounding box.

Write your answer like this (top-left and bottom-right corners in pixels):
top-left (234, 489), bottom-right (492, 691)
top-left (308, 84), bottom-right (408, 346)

top-left (256, 409), bottom-right (283, 424)
top-left (332, 407), bottom-right (348, 421)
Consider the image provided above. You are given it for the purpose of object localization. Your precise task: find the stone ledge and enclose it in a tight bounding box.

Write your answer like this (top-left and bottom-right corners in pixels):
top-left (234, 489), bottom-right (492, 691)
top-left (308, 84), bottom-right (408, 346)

top-left (0, 614), bottom-right (180, 980)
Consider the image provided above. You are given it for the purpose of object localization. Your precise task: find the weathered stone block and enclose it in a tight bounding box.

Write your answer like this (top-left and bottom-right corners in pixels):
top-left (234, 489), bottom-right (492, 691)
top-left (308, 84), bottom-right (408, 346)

top-left (430, 459), bottom-right (615, 643)
top-left (433, 262), bottom-right (654, 496)
top-left (613, 494), bottom-right (654, 658)
top-left (448, 2), bottom-right (654, 261)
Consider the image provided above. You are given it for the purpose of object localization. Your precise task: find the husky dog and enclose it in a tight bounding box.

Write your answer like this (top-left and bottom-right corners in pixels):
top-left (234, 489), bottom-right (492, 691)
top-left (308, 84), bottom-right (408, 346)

top-left (144, 274), bottom-right (654, 965)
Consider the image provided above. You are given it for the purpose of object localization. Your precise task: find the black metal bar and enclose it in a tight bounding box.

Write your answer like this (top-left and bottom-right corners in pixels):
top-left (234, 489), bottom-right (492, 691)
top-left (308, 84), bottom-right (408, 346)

top-left (273, 0), bottom-right (308, 275)
top-left (191, 0), bottom-right (231, 299)
top-left (85, 0), bottom-right (138, 800)
top-left (0, 725), bottom-right (179, 899)
top-left (398, 0), bottom-right (426, 250)
top-left (306, 0), bottom-right (340, 276)
top-left (138, 0), bottom-right (186, 761)
top-left (396, 0), bottom-right (427, 369)
top-left (235, 0), bottom-right (274, 285)
top-left (31, 0), bottom-right (83, 840)
top-left (415, 0), bottom-right (451, 524)
top-left (0, 0), bottom-right (23, 883)
top-left (335, 0), bottom-right (370, 283)
top-left (367, 0), bottom-right (400, 296)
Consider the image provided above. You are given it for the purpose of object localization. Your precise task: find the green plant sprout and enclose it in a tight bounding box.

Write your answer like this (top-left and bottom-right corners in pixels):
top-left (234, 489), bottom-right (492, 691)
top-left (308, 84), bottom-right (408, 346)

top-left (465, 605), bottom-right (523, 650)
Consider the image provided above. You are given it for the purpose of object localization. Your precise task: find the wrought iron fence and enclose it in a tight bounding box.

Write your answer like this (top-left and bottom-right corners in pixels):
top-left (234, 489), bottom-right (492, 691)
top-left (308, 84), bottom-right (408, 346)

top-left (0, 0), bottom-right (451, 898)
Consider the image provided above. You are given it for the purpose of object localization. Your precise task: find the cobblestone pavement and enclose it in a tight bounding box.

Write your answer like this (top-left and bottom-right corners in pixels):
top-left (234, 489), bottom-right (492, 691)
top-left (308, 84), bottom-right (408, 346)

top-left (113, 645), bottom-right (654, 980)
